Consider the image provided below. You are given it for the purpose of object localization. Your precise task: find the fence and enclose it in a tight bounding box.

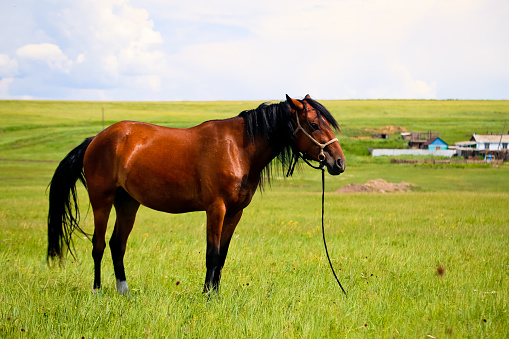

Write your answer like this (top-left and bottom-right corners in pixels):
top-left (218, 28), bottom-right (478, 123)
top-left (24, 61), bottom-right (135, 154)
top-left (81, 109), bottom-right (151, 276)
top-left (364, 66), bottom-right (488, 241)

top-left (369, 148), bottom-right (456, 157)
top-left (390, 159), bottom-right (504, 165)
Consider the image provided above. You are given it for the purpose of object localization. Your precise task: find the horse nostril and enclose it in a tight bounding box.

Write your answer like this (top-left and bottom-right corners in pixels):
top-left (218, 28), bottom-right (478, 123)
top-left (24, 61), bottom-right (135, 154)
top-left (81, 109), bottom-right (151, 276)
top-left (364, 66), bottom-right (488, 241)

top-left (337, 158), bottom-right (345, 172)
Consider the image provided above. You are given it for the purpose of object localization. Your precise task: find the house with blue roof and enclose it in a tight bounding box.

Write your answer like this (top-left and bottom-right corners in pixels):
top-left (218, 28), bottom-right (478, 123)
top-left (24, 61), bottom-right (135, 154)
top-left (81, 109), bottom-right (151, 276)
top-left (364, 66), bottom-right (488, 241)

top-left (424, 137), bottom-right (448, 151)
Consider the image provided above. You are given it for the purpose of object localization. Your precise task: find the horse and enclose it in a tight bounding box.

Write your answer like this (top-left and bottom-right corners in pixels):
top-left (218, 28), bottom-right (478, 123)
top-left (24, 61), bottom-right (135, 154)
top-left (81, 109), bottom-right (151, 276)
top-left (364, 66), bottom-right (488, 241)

top-left (47, 94), bottom-right (345, 294)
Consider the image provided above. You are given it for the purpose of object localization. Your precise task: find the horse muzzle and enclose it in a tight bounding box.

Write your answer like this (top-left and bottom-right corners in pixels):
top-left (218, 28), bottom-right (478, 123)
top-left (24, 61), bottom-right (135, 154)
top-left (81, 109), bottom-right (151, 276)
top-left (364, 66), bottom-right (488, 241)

top-left (325, 157), bottom-right (345, 175)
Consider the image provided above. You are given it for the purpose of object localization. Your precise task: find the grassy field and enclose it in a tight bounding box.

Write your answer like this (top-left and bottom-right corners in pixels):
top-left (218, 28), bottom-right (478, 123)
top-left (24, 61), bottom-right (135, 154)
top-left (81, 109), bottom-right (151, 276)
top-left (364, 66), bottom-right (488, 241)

top-left (0, 99), bottom-right (508, 338)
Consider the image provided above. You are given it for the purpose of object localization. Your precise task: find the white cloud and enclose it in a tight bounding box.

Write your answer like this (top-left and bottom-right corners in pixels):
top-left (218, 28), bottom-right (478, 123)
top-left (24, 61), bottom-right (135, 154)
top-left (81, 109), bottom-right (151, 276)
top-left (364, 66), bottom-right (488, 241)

top-left (16, 43), bottom-right (73, 73)
top-left (0, 54), bottom-right (18, 77)
top-left (1, 0), bottom-right (167, 99)
top-left (363, 63), bottom-right (437, 99)
top-left (137, 0), bottom-right (508, 100)
top-left (0, 78), bottom-right (14, 98)
top-left (134, 75), bottom-right (162, 92)
top-left (55, 0), bottom-right (166, 79)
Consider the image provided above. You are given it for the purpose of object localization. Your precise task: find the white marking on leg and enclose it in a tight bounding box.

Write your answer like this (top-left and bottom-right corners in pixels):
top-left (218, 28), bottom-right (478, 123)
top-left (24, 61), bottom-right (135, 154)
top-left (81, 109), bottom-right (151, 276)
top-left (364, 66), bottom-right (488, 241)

top-left (116, 279), bottom-right (130, 295)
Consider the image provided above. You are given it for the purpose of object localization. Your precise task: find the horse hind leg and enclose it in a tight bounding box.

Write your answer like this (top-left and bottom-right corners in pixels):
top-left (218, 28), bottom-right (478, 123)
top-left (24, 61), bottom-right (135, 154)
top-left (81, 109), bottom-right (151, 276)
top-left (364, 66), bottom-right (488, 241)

top-left (109, 187), bottom-right (140, 295)
top-left (91, 193), bottom-right (114, 291)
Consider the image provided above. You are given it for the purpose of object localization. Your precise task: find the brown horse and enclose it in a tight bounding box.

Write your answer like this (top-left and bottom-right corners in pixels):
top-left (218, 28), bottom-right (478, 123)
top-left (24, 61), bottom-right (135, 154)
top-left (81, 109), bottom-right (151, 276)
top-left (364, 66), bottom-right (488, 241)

top-left (47, 94), bottom-right (345, 294)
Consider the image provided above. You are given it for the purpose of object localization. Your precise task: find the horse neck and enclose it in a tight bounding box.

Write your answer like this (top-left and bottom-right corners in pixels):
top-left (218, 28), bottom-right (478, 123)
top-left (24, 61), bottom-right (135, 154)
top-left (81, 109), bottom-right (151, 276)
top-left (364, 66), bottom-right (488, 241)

top-left (248, 136), bottom-right (278, 173)
top-left (244, 125), bottom-right (292, 177)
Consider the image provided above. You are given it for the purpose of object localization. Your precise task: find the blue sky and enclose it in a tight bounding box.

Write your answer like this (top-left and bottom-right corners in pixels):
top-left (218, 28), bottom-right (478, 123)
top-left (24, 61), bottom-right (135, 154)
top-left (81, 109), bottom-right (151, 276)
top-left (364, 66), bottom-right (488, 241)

top-left (0, 0), bottom-right (508, 101)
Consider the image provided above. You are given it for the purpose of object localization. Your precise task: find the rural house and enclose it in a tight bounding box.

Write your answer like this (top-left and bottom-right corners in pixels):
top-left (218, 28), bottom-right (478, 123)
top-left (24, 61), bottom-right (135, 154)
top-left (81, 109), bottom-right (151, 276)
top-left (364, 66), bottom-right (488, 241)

top-left (455, 133), bottom-right (509, 161)
top-left (405, 131), bottom-right (440, 149)
top-left (423, 137), bottom-right (448, 151)
top-left (469, 133), bottom-right (509, 150)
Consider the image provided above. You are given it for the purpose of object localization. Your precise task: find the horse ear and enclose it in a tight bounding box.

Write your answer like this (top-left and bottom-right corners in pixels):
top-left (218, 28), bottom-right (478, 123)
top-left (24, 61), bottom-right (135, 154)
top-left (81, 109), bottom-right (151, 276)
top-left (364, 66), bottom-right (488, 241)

top-left (304, 94), bottom-right (312, 100)
top-left (286, 94), bottom-right (303, 111)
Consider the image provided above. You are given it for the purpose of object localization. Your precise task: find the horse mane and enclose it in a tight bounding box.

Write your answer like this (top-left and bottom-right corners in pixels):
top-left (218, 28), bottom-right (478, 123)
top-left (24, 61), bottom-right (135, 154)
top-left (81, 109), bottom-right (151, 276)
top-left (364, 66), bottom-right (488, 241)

top-left (238, 98), bottom-right (339, 188)
top-left (303, 98), bottom-right (340, 131)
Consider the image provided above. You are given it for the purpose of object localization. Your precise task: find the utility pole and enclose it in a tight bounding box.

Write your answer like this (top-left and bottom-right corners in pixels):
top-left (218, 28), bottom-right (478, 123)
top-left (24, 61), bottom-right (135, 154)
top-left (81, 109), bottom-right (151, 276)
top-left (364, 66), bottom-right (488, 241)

top-left (498, 119), bottom-right (507, 150)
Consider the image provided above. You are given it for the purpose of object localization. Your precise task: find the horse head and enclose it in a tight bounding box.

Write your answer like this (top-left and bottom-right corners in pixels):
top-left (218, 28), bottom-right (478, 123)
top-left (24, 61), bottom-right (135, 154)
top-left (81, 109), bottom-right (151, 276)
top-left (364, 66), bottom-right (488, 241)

top-left (286, 94), bottom-right (345, 175)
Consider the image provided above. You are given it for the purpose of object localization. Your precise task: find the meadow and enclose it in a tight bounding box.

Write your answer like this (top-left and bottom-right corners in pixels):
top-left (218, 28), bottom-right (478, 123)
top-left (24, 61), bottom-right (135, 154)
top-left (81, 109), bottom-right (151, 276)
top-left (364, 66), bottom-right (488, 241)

top-left (0, 99), bottom-right (508, 338)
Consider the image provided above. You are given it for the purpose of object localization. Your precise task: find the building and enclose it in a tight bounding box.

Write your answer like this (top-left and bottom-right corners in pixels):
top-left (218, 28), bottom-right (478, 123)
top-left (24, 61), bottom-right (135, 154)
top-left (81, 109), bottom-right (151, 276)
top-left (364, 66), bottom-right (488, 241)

top-left (372, 133), bottom-right (389, 139)
top-left (470, 133), bottom-right (509, 150)
top-left (423, 137), bottom-right (448, 151)
top-left (405, 131), bottom-right (440, 149)
top-left (455, 133), bottom-right (509, 161)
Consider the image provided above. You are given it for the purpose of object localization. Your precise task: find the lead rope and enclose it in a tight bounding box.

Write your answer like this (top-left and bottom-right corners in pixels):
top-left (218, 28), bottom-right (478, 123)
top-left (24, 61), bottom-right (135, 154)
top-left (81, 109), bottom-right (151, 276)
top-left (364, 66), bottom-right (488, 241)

top-left (320, 163), bottom-right (347, 296)
top-left (288, 154), bottom-right (347, 296)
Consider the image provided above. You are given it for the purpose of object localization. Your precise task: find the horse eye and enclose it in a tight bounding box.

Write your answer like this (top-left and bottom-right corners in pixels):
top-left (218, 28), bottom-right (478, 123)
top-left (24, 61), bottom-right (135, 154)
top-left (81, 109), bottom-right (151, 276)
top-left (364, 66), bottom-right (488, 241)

top-left (310, 123), bottom-right (319, 130)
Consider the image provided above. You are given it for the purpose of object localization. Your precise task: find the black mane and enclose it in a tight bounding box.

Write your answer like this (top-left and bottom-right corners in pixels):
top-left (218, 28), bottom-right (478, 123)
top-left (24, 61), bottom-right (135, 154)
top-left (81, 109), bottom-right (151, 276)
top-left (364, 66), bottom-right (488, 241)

top-left (238, 98), bottom-right (339, 188)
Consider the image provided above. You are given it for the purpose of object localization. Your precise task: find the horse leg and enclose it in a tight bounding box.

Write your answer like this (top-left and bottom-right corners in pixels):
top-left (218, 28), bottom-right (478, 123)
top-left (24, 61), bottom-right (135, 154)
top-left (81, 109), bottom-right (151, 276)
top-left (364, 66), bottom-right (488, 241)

top-left (211, 210), bottom-right (243, 290)
top-left (109, 188), bottom-right (140, 295)
top-left (203, 202), bottom-right (226, 293)
top-left (91, 196), bottom-right (113, 291)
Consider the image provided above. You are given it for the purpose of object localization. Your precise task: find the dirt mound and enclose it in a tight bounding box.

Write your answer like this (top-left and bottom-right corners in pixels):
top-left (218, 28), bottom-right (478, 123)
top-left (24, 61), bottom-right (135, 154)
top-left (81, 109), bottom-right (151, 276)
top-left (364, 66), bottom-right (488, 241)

top-left (336, 179), bottom-right (415, 193)
top-left (365, 125), bottom-right (407, 134)
top-left (336, 183), bottom-right (373, 193)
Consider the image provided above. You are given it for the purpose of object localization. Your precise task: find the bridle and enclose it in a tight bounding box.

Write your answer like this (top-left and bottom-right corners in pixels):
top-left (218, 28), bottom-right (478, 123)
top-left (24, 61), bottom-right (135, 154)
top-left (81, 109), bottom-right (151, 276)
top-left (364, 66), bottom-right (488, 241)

top-left (293, 104), bottom-right (339, 162)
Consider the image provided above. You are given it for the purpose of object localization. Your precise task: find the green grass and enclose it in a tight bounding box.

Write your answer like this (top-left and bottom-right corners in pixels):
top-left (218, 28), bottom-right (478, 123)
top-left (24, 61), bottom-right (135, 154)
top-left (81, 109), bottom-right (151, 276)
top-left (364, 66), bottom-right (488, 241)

top-left (2, 99), bottom-right (508, 161)
top-left (0, 100), bottom-right (508, 337)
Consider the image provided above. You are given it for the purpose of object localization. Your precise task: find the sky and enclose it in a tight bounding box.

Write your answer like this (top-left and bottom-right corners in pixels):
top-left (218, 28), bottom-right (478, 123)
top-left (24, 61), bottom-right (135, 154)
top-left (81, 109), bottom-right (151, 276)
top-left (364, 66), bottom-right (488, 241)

top-left (0, 0), bottom-right (508, 101)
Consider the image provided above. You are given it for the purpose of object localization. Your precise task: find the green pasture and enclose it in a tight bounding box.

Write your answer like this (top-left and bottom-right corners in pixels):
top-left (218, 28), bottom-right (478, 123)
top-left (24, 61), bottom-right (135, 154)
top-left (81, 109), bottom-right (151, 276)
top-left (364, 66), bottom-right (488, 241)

top-left (0, 100), bottom-right (508, 337)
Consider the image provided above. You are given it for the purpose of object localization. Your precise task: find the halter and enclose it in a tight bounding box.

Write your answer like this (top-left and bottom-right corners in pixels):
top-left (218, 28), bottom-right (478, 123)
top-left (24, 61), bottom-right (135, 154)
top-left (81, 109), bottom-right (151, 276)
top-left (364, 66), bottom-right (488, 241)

top-left (293, 105), bottom-right (338, 162)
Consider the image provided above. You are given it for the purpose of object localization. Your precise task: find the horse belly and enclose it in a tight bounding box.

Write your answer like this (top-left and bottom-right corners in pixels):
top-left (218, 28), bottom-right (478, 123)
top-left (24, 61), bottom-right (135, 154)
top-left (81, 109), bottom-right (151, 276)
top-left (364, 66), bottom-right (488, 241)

top-left (138, 192), bottom-right (203, 214)
top-left (123, 168), bottom-right (203, 213)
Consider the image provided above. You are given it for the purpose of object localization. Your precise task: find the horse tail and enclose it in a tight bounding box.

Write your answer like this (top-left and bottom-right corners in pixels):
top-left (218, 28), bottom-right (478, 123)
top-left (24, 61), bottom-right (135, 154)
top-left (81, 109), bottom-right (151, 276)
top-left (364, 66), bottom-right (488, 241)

top-left (47, 137), bottom-right (94, 263)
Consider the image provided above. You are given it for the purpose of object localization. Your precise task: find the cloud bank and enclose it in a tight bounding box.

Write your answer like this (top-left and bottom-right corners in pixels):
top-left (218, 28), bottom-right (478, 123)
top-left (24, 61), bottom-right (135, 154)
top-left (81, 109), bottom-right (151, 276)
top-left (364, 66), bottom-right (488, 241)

top-left (0, 0), bottom-right (507, 100)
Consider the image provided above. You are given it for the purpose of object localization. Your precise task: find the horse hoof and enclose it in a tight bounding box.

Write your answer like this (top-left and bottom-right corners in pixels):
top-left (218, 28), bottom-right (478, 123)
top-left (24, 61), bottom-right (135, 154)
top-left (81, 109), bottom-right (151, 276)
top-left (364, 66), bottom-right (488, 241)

top-left (116, 279), bottom-right (130, 296)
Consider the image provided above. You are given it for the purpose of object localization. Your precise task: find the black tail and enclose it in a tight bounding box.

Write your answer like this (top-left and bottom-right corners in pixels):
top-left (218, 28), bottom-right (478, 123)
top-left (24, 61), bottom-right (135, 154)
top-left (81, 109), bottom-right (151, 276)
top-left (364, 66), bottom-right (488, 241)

top-left (47, 137), bottom-right (94, 262)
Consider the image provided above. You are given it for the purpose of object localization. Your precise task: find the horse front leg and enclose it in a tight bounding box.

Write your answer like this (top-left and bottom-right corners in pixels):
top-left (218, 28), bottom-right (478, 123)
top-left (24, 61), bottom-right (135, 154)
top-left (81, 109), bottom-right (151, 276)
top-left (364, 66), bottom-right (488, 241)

top-left (211, 210), bottom-right (243, 290)
top-left (203, 202), bottom-right (226, 293)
